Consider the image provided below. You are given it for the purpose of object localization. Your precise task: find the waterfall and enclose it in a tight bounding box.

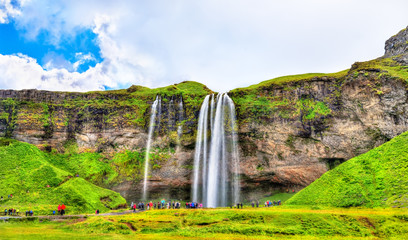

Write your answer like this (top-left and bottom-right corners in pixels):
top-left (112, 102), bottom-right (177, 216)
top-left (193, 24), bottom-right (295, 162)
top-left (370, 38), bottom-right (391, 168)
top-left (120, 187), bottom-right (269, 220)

top-left (226, 97), bottom-right (241, 204)
top-left (192, 95), bottom-right (210, 203)
top-left (176, 96), bottom-right (184, 150)
top-left (142, 96), bottom-right (161, 200)
top-left (192, 93), bottom-right (240, 208)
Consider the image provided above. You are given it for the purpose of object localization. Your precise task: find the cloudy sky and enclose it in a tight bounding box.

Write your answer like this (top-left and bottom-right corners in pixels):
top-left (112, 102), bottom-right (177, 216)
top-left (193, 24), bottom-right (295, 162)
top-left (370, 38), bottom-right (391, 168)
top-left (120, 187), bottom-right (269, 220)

top-left (0, 0), bottom-right (407, 92)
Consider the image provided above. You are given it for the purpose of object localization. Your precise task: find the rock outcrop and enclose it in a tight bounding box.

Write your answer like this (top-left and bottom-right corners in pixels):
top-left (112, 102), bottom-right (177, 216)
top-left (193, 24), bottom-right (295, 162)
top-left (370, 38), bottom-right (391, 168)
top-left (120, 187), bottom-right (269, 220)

top-left (1, 27), bottom-right (408, 202)
top-left (385, 25), bottom-right (408, 64)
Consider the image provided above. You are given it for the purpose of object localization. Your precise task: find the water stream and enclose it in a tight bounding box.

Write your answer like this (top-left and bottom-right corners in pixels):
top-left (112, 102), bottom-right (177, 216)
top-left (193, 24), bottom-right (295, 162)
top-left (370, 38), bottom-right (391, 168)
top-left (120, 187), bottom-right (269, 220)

top-left (142, 96), bottom-right (161, 200)
top-left (192, 93), bottom-right (240, 207)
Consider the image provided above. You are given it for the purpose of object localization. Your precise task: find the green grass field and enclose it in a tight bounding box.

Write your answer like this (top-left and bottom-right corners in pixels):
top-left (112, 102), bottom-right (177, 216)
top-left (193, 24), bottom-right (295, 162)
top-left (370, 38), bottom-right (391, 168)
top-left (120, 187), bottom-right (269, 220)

top-left (1, 207), bottom-right (407, 239)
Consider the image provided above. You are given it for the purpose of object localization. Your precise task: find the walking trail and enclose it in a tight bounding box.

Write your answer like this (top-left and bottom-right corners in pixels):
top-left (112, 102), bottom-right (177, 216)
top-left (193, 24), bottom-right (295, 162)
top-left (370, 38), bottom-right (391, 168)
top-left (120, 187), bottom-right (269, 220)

top-left (0, 210), bottom-right (142, 221)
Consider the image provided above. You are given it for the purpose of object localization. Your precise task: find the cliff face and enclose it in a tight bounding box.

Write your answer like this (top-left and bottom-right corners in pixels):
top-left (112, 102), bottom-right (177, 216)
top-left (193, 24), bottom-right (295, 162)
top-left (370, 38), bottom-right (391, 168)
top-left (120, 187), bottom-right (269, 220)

top-left (232, 68), bottom-right (408, 196)
top-left (385, 27), bottom-right (408, 64)
top-left (1, 27), bottom-right (408, 201)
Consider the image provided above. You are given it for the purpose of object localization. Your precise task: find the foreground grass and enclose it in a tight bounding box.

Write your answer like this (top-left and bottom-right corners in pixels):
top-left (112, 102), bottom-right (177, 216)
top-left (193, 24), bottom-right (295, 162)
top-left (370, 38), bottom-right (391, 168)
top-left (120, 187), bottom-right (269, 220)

top-left (1, 207), bottom-right (407, 239)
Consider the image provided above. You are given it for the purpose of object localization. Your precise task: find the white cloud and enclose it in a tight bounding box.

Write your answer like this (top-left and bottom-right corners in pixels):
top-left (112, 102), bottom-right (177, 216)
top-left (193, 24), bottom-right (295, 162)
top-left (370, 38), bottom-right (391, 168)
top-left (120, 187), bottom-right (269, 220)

top-left (0, 0), bottom-right (23, 23)
top-left (73, 52), bottom-right (96, 71)
top-left (0, 53), bottom-right (111, 91)
top-left (1, 0), bottom-right (408, 92)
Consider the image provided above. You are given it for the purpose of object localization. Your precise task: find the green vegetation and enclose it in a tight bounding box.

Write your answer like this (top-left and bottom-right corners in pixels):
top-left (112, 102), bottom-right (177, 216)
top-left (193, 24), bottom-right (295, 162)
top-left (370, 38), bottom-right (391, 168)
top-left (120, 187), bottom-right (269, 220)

top-left (286, 131), bottom-right (408, 208)
top-left (46, 145), bottom-right (171, 187)
top-left (82, 81), bottom-right (211, 128)
top-left (0, 98), bottom-right (18, 137)
top-left (235, 70), bottom-right (349, 91)
top-left (297, 98), bottom-right (331, 121)
top-left (351, 57), bottom-right (408, 82)
top-left (1, 207), bottom-right (407, 239)
top-left (0, 139), bottom-right (126, 214)
top-left (229, 71), bottom-right (347, 123)
top-left (229, 91), bottom-right (334, 124)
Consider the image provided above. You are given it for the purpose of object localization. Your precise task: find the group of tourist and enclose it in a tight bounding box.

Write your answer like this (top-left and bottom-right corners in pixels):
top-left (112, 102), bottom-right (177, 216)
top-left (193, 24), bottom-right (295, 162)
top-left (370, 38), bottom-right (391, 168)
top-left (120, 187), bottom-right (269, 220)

top-left (235, 203), bottom-right (244, 208)
top-left (2, 195), bottom-right (282, 218)
top-left (264, 200), bottom-right (281, 207)
top-left (131, 200), bottom-right (205, 211)
top-left (4, 208), bottom-right (19, 215)
top-left (185, 202), bottom-right (203, 208)
top-left (251, 201), bottom-right (260, 208)
top-left (130, 199), bottom-right (282, 211)
top-left (3, 206), bottom-right (66, 217)
top-left (3, 206), bottom-right (33, 217)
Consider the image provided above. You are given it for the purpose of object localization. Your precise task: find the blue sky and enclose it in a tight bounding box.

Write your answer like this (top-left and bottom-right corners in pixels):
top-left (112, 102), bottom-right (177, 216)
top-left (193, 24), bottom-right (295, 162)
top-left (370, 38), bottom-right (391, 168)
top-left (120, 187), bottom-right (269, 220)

top-left (0, 0), bottom-right (408, 92)
top-left (0, 22), bottom-right (101, 72)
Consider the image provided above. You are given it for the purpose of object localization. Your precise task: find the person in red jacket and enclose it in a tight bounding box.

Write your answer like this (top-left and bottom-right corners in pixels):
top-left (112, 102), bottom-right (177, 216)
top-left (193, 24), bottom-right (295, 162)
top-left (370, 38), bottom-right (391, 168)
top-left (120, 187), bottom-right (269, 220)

top-left (133, 203), bottom-right (136, 212)
top-left (61, 204), bottom-right (66, 215)
top-left (58, 204), bottom-right (61, 215)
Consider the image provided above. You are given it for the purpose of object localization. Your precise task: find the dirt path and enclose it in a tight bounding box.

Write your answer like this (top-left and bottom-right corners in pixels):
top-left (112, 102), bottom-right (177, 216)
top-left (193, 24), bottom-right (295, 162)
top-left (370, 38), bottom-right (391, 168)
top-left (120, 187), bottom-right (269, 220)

top-left (1, 210), bottom-right (143, 221)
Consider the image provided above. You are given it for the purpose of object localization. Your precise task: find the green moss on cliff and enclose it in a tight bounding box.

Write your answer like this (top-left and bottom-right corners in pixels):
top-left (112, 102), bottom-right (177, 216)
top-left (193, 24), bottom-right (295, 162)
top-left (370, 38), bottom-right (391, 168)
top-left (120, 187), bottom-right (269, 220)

top-left (229, 71), bottom-right (346, 124)
top-left (44, 142), bottom-right (171, 188)
top-left (230, 89), bottom-right (334, 124)
top-left (0, 99), bottom-right (17, 137)
top-left (286, 131), bottom-right (408, 208)
top-left (297, 99), bottom-right (331, 121)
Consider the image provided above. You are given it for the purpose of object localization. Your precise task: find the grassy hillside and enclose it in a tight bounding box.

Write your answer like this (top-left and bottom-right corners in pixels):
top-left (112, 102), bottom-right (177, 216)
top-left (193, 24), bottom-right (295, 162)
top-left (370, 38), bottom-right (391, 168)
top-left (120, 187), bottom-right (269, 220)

top-left (233, 70), bottom-right (349, 91)
top-left (0, 138), bottom-right (127, 214)
top-left (286, 131), bottom-right (408, 208)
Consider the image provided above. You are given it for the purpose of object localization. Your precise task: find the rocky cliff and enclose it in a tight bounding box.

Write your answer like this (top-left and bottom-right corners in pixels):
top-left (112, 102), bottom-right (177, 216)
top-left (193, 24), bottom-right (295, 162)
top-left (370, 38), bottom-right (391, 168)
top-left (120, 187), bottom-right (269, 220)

top-left (1, 26), bottom-right (408, 202)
